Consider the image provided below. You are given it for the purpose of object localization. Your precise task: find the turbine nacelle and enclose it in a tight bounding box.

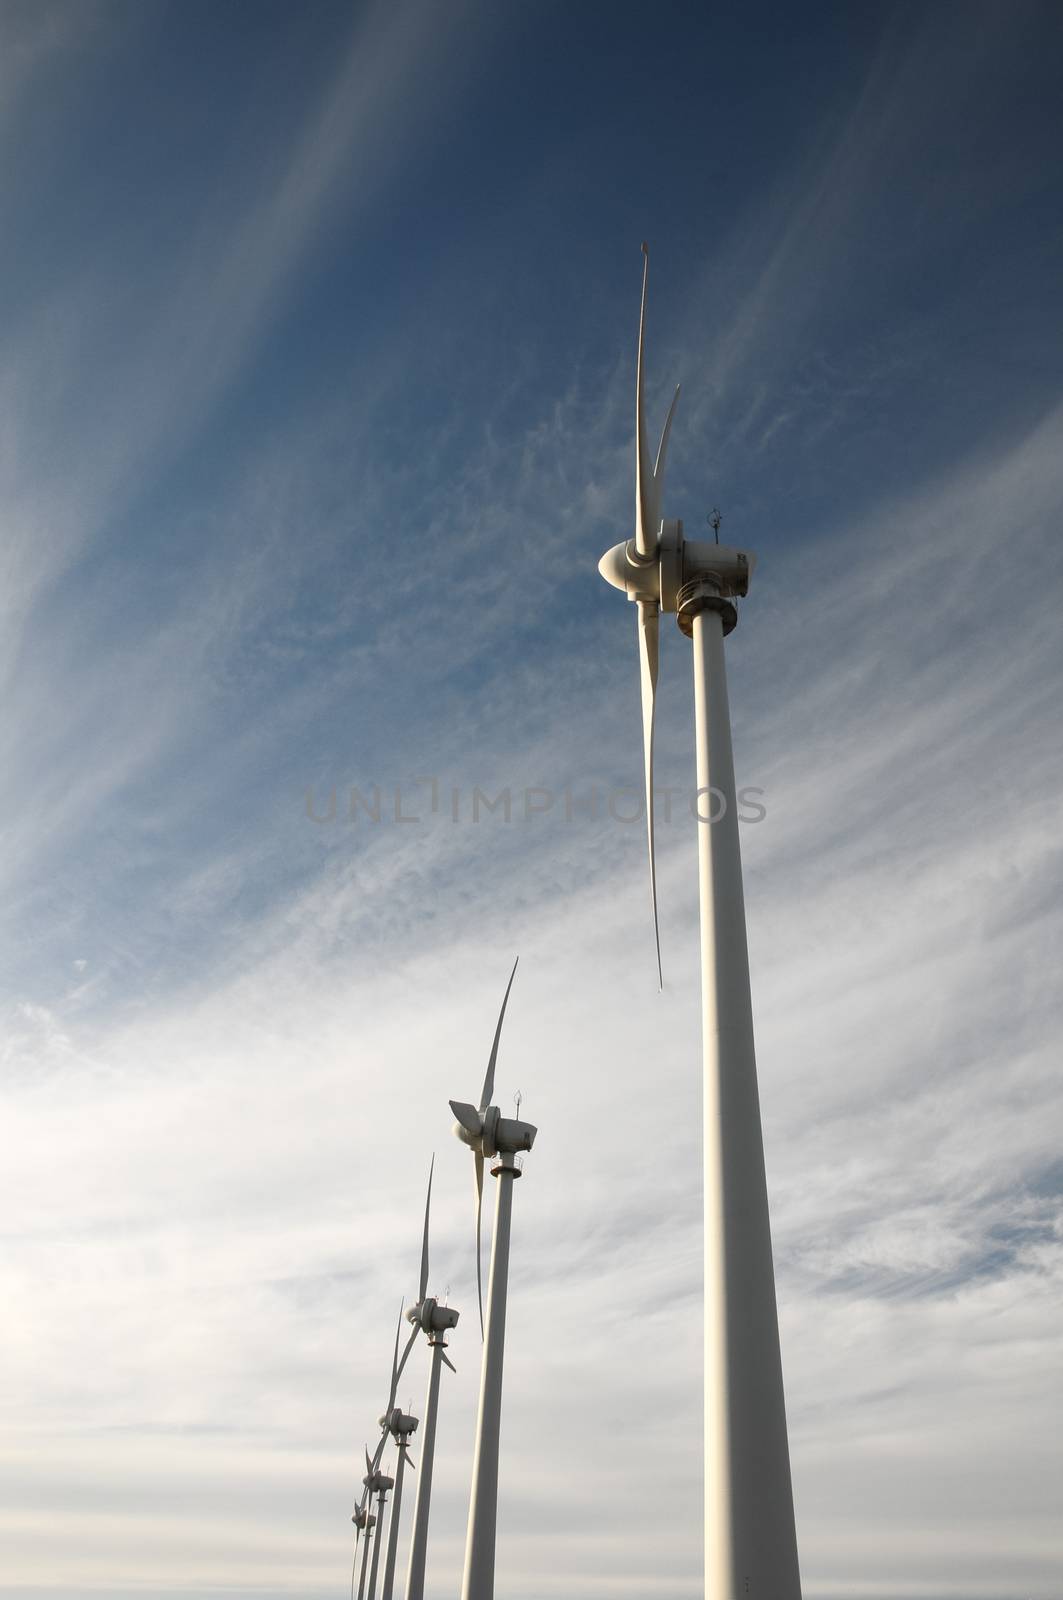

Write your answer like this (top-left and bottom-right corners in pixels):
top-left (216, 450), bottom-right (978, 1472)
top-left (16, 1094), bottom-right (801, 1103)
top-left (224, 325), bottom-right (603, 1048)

top-left (352, 1506), bottom-right (376, 1530)
top-left (379, 1405), bottom-right (418, 1441)
top-left (364, 1468), bottom-right (394, 1496)
top-left (598, 527), bottom-right (756, 612)
top-left (450, 1100), bottom-right (537, 1160)
top-left (407, 1296), bottom-right (460, 1335)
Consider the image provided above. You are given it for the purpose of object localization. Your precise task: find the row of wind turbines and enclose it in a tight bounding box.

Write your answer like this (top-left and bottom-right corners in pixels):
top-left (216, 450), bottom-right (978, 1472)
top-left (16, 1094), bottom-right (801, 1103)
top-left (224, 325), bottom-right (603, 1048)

top-left (349, 242), bottom-right (802, 1600)
top-left (350, 960), bottom-right (535, 1600)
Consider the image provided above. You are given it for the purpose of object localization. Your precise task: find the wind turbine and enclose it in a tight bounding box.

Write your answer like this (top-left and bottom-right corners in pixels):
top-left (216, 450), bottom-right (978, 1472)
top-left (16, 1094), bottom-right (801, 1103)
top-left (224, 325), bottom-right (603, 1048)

top-left (598, 244), bottom-right (802, 1599)
top-left (353, 1307), bottom-right (419, 1600)
top-left (449, 958), bottom-right (537, 1600)
top-left (403, 1158), bottom-right (460, 1600)
top-left (379, 1399), bottom-right (417, 1600)
top-left (376, 1299), bottom-right (419, 1600)
top-left (364, 1449), bottom-right (395, 1600)
top-left (351, 1499), bottom-right (376, 1600)
top-left (351, 1448), bottom-right (391, 1600)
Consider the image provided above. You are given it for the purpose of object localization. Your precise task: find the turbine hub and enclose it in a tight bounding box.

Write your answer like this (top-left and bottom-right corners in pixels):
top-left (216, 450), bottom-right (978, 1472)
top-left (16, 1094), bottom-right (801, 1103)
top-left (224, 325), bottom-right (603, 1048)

top-left (452, 1117), bottom-right (482, 1151)
top-left (598, 538), bottom-right (659, 601)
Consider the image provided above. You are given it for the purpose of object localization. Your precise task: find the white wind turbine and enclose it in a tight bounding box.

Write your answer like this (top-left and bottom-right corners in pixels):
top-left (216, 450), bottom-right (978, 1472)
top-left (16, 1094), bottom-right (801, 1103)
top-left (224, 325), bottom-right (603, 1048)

top-left (403, 1158), bottom-right (460, 1600)
top-left (363, 1449), bottom-right (394, 1600)
top-left (351, 1498), bottom-right (376, 1600)
top-left (598, 244), bottom-right (802, 1599)
top-left (449, 958), bottom-right (537, 1600)
top-left (378, 1373), bottom-right (418, 1600)
top-left (352, 1307), bottom-right (418, 1600)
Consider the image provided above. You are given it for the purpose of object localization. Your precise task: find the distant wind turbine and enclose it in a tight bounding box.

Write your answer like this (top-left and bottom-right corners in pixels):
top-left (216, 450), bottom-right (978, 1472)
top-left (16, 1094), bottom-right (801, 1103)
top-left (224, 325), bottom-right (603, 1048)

top-left (352, 1306), bottom-right (419, 1600)
top-left (364, 1449), bottom-right (394, 1600)
top-left (449, 958), bottom-right (537, 1600)
top-left (352, 1444), bottom-right (395, 1600)
top-left (378, 1321), bottom-right (419, 1600)
top-left (351, 1499), bottom-right (375, 1600)
top-left (597, 243), bottom-right (802, 1599)
top-left (403, 1158), bottom-right (460, 1600)
top-left (366, 1302), bottom-right (420, 1480)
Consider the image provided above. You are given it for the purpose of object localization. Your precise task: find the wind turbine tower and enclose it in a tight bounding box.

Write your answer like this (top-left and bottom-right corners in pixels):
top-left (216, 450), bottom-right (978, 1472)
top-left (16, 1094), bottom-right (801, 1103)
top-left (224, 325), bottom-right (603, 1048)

top-left (598, 244), bottom-right (801, 1600)
top-left (450, 959), bottom-right (537, 1600)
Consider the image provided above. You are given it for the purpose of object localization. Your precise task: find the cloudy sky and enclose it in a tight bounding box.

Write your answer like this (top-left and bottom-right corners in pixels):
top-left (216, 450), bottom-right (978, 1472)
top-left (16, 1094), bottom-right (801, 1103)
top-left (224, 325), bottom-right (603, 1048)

top-left (2, 2), bottom-right (1062, 1597)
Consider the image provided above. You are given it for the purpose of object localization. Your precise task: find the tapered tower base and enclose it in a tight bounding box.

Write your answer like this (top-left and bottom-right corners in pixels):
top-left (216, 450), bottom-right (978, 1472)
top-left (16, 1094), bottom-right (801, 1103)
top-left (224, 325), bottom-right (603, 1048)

top-left (691, 602), bottom-right (801, 1600)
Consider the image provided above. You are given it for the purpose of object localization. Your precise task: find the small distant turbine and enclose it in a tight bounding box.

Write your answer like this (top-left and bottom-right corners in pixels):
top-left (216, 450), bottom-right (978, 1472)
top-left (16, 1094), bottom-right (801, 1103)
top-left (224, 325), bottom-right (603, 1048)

top-left (351, 1499), bottom-right (376, 1600)
top-left (378, 1326), bottom-right (419, 1600)
top-left (368, 1302), bottom-right (420, 1482)
top-left (353, 1307), bottom-right (419, 1600)
top-left (352, 1446), bottom-right (393, 1600)
top-left (403, 1159), bottom-right (461, 1600)
top-left (364, 1449), bottom-right (395, 1600)
top-left (449, 958), bottom-right (538, 1600)
top-left (379, 1412), bottom-right (416, 1600)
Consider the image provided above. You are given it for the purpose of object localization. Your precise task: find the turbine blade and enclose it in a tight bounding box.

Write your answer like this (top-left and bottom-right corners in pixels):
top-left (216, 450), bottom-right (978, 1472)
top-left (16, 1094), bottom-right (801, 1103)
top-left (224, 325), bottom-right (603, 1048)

top-left (405, 1451), bottom-right (416, 1472)
top-left (450, 1099), bottom-right (482, 1137)
top-left (395, 1324), bottom-right (420, 1390)
top-left (371, 1433), bottom-right (387, 1474)
top-left (365, 1446), bottom-right (373, 1478)
top-left (440, 1349), bottom-right (457, 1374)
top-left (478, 957), bottom-right (518, 1112)
top-left (635, 242), bottom-right (658, 558)
top-left (474, 1150), bottom-right (485, 1339)
top-left (386, 1301), bottom-right (405, 1411)
top-left (637, 599), bottom-right (662, 991)
top-left (418, 1156), bottom-right (434, 1302)
top-left (653, 383), bottom-right (681, 496)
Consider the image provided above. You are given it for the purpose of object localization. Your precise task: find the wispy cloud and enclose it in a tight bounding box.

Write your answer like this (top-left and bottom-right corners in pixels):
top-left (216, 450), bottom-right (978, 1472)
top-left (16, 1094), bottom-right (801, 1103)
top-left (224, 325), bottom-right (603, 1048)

top-left (0, 0), bottom-right (486, 668)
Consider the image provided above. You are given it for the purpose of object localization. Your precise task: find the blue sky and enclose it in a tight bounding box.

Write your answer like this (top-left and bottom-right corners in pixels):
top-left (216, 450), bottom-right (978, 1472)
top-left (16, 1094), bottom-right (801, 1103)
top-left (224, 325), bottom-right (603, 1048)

top-left (2, 2), bottom-right (1062, 1597)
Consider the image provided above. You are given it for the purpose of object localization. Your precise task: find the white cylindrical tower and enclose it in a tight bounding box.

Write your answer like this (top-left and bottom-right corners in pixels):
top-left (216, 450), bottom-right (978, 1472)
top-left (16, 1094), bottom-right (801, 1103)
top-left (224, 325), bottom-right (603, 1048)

top-left (356, 1517), bottom-right (374, 1600)
top-left (367, 1485), bottom-right (389, 1600)
top-left (689, 596), bottom-right (801, 1599)
top-left (460, 1155), bottom-right (518, 1600)
top-left (381, 1440), bottom-right (410, 1600)
top-left (405, 1340), bottom-right (444, 1600)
